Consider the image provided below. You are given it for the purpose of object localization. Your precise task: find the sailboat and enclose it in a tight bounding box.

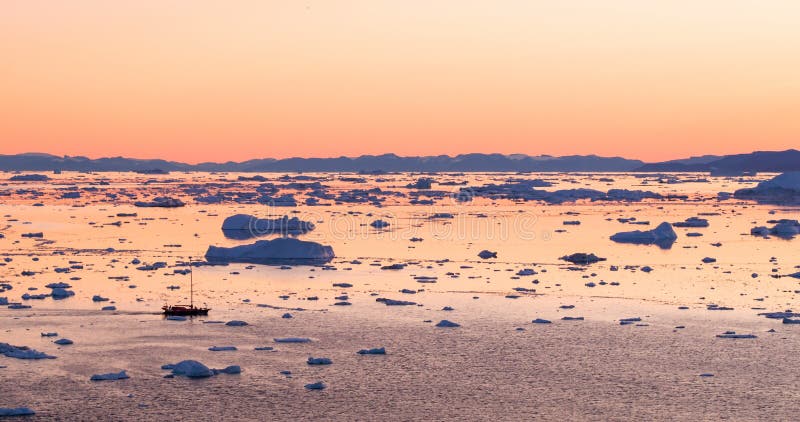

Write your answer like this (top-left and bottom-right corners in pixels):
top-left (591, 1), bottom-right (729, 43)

top-left (162, 259), bottom-right (210, 316)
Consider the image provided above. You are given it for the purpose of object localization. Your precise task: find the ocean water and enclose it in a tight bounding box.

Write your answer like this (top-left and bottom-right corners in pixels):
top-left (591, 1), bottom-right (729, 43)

top-left (1, 171), bottom-right (798, 420)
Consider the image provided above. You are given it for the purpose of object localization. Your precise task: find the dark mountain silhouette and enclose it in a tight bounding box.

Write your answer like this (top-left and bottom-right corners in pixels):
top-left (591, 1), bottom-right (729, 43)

top-left (634, 149), bottom-right (800, 173)
top-left (0, 152), bottom-right (643, 173)
top-left (0, 149), bottom-right (797, 173)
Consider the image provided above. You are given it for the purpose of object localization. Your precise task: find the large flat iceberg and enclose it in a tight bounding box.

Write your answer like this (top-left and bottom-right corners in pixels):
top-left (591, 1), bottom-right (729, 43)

top-left (221, 214), bottom-right (315, 239)
top-left (610, 222), bottom-right (677, 249)
top-left (206, 237), bottom-right (334, 265)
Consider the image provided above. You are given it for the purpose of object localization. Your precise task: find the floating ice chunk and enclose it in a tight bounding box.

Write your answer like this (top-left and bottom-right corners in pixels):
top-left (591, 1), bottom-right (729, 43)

top-left (435, 320), bottom-right (460, 328)
top-left (733, 172), bottom-right (800, 204)
top-left (305, 381), bottom-right (326, 390)
top-left (134, 197), bottom-right (185, 208)
top-left (168, 360), bottom-right (213, 378)
top-left (54, 338), bottom-right (73, 345)
top-left (0, 408), bottom-right (35, 416)
top-left (716, 331), bottom-right (757, 339)
top-left (274, 337), bottom-right (311, 343)
top-left (559, 253), bottom-right (605, 265)
top-left (307, 357), bottom-right (332, 365)
top-left (41, 332), bottom-right (58, 337)
top-left (561, 316), bottom-right (584, 321)
top-left (209, 346), bottom-right (237, 351)
top-left (282, 313), bottom-right (293, 319)
top-left (376, 298), bottom-right (416, 306)
top-left (221, 214), bottom-right (315, 239)
top-left (50, 288), bottom-right (75, 299)
top-left (532, 318), bottom-right (552, 324)
top-left (92, 295), bottom-right (109, 302)
top-left (0, 343), bottom-right (55, 360)
top-left (477, 250), bottom-right (497, 259)
top-left (214, 365), bottom-right (241, 375)
top-left (90, 370), bottom-right (129, 381)
top-left (370, 219), bottom-right (390, 229)
top-left (205, 237), bottom-right (335, 265)
top-left (701, 257), bottom-right (717, 263)
top-left (225, 320), bottom-right (248, 326)
top-left (357, 347), bottom-right (386, 355)
top-left (101, 306), bottom-right (116, 311)
top-left (673, 217), bottom-right (709, 228)
top-left (610, 222), bottom-right (677, 249)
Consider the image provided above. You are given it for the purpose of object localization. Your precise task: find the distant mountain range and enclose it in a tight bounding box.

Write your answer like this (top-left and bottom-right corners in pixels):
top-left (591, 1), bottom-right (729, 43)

top-left (0, 150), bottom-right (797, 173)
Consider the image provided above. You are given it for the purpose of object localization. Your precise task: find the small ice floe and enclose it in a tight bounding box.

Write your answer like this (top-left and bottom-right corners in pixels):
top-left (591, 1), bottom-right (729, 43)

top-left (255, 347), bottom-right (274, 351)
top-left (357, 347), bottom-right (386, 355)
top-left (50, 287), bottom-right (75, 299)
top-left (333, 283), bottom-right (353, 288)
top-left (133, 197), bottom-right (185, 208)
top-left (282, 313), bottom-right (293, 319)
top-left (559, 253), bottom-right (606, 265)
top-left (532, 318), bottom-right (552, 324)
top-left (45, 282), bottom-right (71, 289)
top-left (561, 316), bottom-right (584, 321)
top-left (478, 250), bottom-right (497, 259)
top-left (673, 217), bottom-right (709, 228)
top-left (0, 343), bottom-right (56, 360)
top-left (716, 331), bottom-right (757, 339)
top-left (92, 295), bottom-right (109, 302)
top-left (166, 315), bottom-right (187, 321)
top-left (610, 222), bottom-right (677, 249)
top-left (305, 381), bottom-right (326, 390)
top-left (0, 408), bottom-right (35, 417)
top-left (209, 346), bottom-right (237, 351)
top-left (90, 370), bottom-right (129, 381)
top-left (101, 306), bottom-right (116, 311)
top-left (750, 219), bottom-right (800, 239)
top-left (376, 298), bottom-right (416, 306)
top-left (307, 357), bottom-right (332, 365)
top-left (701, 257), bottom-right (717, 263)
top-left (370, 220), bottom-right (390, 229)
top-left (435, 320), bottom-right (460, 328)
top-left (225, 320), bottom-right (248, 326)
top-left (699, 373), bottom-right (714, 377)
top-left (213, 365), bottom-right (241, 375)
top-left (516, 269), bottom-right (536, 276)
top-left (163, 360), bottom-right (214, 378)
top-left (782, 318), bottom-right (800, 324)
top-left (41, 332), bottom-right (58, 337)
top-left (442, 306), bottom-right (454, 311)
top-left (619, 318), bottom-right (642, 325)
top-left (274, 337), bottom-right (311, 343)
top-left (54, 338), bottom-right (73, 345)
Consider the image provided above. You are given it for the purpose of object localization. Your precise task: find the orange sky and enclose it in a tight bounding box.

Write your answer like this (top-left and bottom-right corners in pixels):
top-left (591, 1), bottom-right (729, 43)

top-left (1, 1), bottom-right (798, 163)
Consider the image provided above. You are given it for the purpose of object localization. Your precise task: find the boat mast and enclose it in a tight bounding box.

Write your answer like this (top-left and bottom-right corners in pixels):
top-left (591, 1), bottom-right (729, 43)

top-left (189, 257), bottom-right (194, 308)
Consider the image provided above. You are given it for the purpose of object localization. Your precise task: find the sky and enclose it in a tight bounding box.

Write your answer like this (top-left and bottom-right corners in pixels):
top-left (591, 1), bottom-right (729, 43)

top-left (1, 1), bottom-right (799, 163)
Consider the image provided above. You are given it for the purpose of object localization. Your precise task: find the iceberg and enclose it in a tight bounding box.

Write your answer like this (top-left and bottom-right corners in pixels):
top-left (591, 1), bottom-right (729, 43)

top-left (750, 219), bottom-right (800, 239)
top-left (205, 238), bottom-right (334, 265)
top-left (221, 214), bottom-right (315, 239)
top-left (435, 320), bottom-right (460, 328)
top-left (90, 370), bottom-right (129, 381)
top-left (610, 222), bottom-right (677, 249)
top-left (166, 360), bottom-right (214, 378)
top-left (133, 197), bottom-right (185, 208)
top-left (0, 408), bottom-right (35, 416)
top-left (733, 172), bottom-right (800, 204)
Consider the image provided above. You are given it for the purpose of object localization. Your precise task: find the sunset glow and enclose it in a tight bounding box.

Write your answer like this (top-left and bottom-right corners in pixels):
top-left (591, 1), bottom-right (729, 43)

top-left (2, 1), bottom-right (799, 163)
